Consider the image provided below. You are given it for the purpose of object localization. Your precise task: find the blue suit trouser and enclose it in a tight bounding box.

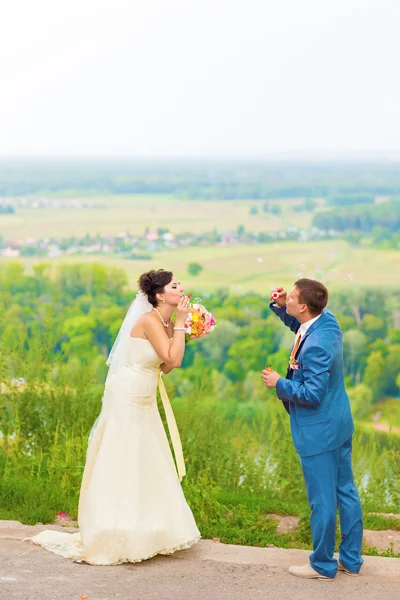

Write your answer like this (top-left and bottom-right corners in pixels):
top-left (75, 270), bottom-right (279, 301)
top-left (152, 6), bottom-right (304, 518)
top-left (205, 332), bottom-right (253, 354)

top-left (300, 437), bottom-right (364, 578)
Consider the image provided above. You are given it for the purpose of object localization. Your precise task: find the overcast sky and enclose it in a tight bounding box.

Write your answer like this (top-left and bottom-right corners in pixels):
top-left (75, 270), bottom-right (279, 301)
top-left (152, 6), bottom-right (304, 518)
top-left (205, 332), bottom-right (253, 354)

top-left (1, 0), bottom-right (400, 158)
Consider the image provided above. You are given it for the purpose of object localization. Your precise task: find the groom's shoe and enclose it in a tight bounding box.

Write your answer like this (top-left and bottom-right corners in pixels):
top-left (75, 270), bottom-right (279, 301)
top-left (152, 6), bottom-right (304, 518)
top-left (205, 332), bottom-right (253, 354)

top-left (288, 564), bottom-right (335, 581)
top-left (338, 562), bottom-right (362, 576)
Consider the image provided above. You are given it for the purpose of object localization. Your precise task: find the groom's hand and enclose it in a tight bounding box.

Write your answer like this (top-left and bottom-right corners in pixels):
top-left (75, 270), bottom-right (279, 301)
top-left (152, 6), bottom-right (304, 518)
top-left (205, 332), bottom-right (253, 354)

top-left (262, 368), bottom-right (281, 388)
top-left (270, 286), bottom-right (287, 307)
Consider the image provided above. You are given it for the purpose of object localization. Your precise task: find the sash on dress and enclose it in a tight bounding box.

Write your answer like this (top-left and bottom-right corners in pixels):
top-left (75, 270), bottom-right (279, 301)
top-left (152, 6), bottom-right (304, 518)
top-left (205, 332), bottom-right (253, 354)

top-left (157, 371), bottom-right (186, 482)
top-left (129, 364), bottom-right (186, 482)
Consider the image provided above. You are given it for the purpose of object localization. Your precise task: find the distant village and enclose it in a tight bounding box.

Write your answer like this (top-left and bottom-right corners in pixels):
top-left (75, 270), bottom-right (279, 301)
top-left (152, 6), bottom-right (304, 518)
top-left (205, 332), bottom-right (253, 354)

top-left (0, 227), bottom-right (332, 259)
top-left (0, 195), bottom-right (334, 259)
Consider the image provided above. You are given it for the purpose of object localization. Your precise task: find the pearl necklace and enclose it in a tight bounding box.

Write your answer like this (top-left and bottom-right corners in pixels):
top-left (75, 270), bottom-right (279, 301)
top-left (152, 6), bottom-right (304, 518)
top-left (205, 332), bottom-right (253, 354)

top-left (153, 307), bottom-right (171, 328)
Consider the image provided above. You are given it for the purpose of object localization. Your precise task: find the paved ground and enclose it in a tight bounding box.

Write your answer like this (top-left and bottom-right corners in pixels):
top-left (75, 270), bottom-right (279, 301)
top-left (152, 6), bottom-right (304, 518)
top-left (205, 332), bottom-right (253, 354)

top-left (0, 521), bottom-right (399, 600)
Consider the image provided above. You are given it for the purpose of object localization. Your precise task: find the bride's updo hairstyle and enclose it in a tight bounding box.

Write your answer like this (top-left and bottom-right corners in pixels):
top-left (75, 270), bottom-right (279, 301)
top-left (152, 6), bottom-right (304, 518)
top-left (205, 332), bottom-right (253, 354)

top-left (138, 269), bottom-right (173, 307)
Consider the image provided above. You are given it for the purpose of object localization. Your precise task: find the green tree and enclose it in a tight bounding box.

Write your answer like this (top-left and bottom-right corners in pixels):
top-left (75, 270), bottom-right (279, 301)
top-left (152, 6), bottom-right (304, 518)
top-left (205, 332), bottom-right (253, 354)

top-left (187, 262), bottom-right (203, 277)
top-left (270, 204), bottom-right (282, 215)
top-left (195, 320), bottom-right (239, 368)
top-left (396, 372), bottom-right (400, 390)
top-left (347, 384), bottom-right (374, 420)
top-left (344, 231), bottom-right (363, 246)
top-left (361, 314), bottom-right (385, 341)
top-left (363, 351), bottom-right (386, 401)
top-left (384, 345), bottom-right (400, 397)
top-left (336, 314), bottom-right (356, 331)
top-left (343, 329), bottom-right (367, 382)
top-left (388, 329), bottom-right (400, 344)
top-left (61, 315), bottom-right (99, 363)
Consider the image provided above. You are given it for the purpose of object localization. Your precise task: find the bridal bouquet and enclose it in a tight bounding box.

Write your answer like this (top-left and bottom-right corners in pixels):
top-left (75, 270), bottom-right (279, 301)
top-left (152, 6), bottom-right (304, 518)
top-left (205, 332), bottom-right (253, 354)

top-left (184, 298), bottom-right (216, 342)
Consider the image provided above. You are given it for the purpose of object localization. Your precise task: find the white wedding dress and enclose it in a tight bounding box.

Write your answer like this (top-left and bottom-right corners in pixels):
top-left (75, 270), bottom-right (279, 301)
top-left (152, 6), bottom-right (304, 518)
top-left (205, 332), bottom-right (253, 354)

top-left (30, 337), bottom-right (200, 565)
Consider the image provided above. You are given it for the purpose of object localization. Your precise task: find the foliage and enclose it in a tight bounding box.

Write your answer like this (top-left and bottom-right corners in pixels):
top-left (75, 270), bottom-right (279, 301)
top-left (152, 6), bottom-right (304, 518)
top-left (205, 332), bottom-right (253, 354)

top-left (313, 199), bottom-right (400, 239)
top-left (187, 262), bottom-right (204, 277)
top-left (0, 262), bottom-right (399, 555)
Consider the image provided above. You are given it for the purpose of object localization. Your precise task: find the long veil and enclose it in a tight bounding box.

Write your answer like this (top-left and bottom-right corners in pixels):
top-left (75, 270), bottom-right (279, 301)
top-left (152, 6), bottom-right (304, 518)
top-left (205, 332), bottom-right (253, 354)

top-left (88, 291), bottom-right (153, 445)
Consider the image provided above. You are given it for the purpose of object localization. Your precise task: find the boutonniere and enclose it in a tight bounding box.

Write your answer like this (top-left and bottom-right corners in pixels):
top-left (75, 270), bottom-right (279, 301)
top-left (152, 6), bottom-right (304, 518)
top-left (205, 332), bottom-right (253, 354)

top-left (289, 356), bottom-right (299, 370)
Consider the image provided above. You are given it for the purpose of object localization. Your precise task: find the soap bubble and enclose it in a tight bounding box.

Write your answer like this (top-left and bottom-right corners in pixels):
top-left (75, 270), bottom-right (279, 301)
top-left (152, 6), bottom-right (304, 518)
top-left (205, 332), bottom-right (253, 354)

top-left (300, 263), bottom-right (306, 270)
top-left (257, 257), bottom-right (263, 263)
top-left (194, 296), bottom-right (203, 303)
top-left (346, 274), bottom-right (355, 282)
top-left (296, 272), bottom-right (303, 278)
top-left (317, 269), bottom-right (326, 278)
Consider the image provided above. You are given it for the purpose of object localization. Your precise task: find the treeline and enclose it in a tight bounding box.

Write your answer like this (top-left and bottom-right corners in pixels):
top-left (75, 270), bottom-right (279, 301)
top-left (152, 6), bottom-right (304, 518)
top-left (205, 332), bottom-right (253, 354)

top-left (1, 263), bottom-right (399, 424)
top-left (327, 193), bottom-right (375, 206)
top-left (313, 199), bottom-right (400, 233)
top-left (1, 159), bottom-right (400, 199)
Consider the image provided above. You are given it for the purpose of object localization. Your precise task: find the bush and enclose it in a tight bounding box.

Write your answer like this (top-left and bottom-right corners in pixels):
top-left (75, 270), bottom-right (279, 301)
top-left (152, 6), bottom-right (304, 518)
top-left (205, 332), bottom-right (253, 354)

top-left (187, 262), bottom-right (204, 277)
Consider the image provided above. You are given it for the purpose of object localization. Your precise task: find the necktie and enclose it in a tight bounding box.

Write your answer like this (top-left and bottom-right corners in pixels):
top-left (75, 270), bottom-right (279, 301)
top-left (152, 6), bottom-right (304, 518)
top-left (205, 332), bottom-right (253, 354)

top-left (291, 331), bottom-right (302, 359)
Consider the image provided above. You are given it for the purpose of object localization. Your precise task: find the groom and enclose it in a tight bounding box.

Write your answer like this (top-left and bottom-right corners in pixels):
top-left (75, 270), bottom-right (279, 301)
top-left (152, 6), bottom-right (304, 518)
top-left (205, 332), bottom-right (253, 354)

top-left (262, 278), bottom-right (363, 581)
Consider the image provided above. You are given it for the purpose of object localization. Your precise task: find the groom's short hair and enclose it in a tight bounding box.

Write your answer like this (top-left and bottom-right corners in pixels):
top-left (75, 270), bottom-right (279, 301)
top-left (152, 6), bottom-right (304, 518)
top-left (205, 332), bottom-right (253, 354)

top-left (294, 278), bottom-right (328, 316)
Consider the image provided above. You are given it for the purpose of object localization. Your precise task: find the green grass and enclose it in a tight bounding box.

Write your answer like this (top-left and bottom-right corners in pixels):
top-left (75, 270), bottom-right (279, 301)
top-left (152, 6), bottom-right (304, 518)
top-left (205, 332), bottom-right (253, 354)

top-left (364, 514), bottom-right (400, 531)
top-left (0, 194), bottom-right (317, 239)
top-left (6, 239), bottom-right (400, 293)
top-left (369, 398), bottom-right (400, 428)
top-left (2, 192), bottom-right (399, 292)
top-left (1, 380), bottom-right (399, 557)
top-left (216, 490), bottom-right (307, 516)
top-left (0, 477), bottom-right (76, 525)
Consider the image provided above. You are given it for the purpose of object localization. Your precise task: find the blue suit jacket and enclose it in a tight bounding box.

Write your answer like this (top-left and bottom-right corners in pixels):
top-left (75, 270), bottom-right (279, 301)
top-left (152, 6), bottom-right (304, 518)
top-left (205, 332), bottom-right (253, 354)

top-left (270, 303), bottom-right (354, 457)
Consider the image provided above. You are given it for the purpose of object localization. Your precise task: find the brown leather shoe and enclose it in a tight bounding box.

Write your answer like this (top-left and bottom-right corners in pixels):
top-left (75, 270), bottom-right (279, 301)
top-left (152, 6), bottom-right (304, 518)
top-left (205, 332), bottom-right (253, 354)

top-left (288, 564), bottom-right (335, 581)
top-left (338, 562), bottom-right (361, 576)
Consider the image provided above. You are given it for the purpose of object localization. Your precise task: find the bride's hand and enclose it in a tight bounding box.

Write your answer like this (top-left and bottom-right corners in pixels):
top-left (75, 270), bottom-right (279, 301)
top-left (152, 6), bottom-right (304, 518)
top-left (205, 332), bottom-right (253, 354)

top-left (175, 295), bottom-right (191, 325)
top-left (271, 286), bottom-right (287, 307)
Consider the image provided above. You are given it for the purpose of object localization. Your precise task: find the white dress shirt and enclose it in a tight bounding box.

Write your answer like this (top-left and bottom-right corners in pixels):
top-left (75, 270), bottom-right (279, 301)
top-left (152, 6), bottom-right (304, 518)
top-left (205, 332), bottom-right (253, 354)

top-left (273, 304), bottom-right (323, 339)
top-left (298, 312), bottom-right (322, 338)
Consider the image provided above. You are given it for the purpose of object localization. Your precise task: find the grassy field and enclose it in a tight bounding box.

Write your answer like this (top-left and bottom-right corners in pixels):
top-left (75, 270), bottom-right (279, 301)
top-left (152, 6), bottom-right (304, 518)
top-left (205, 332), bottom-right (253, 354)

top-left (5, 239), bottom-right (398, 293)
top-left (369, 399), bottom-right (400, 428)
top-left (1, 193), bottom-right (397, 293)
top-left (0, 194), bottom-right (320, 239)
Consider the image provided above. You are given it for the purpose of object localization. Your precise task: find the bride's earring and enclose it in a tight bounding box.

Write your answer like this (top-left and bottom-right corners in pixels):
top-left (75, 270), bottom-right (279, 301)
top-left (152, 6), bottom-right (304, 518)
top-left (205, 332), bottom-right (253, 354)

top-left (162, 299), bottom-right (166, 303)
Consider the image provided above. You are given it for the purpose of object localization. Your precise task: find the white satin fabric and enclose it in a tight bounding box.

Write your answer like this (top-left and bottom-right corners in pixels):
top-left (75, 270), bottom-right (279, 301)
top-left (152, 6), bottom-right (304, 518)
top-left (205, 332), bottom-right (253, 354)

top-left (30, 338), bottom-right (200, 565)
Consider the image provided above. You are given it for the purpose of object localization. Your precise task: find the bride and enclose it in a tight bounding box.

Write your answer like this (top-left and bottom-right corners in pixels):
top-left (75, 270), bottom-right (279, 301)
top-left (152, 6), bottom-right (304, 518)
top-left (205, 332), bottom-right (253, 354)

top-left (31, 269), bottom-right (200, 565)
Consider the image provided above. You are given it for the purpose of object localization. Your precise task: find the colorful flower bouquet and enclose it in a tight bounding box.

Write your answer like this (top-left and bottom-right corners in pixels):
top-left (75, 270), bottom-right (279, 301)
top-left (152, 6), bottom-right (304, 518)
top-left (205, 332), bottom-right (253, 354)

top-left (184, 298), bottom-right (216, 342)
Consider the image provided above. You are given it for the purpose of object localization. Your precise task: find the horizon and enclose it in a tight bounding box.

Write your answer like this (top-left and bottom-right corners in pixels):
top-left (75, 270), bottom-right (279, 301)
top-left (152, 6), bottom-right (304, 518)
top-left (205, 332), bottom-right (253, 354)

top-left (1, 151), bottom-right (400, 163)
